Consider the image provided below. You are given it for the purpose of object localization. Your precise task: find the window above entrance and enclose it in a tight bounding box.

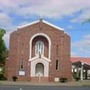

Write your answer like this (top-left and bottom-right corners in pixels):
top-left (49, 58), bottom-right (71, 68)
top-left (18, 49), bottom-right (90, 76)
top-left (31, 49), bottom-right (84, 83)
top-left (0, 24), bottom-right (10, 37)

top-left (35, 41), bottom-right (44, 56)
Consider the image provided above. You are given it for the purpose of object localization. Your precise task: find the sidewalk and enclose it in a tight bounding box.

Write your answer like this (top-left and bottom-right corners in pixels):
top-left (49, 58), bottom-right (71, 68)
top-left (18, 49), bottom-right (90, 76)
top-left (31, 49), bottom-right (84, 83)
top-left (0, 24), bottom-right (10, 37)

top-left (0, 80), bottom-right (90, 86)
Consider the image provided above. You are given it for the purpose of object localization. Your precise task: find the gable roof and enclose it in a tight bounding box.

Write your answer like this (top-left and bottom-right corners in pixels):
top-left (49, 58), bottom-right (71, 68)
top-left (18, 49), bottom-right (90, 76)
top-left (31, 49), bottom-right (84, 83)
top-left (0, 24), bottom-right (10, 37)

top-left (71, 57), bottom-right (90, 65)
top-left (17, 19), bottom-right (64, 31)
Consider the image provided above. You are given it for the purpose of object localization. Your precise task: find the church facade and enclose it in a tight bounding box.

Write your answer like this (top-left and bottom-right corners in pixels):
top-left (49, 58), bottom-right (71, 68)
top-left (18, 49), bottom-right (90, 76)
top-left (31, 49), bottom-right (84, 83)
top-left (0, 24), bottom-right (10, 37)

top-left (6, 19), bottom-right (72, 82)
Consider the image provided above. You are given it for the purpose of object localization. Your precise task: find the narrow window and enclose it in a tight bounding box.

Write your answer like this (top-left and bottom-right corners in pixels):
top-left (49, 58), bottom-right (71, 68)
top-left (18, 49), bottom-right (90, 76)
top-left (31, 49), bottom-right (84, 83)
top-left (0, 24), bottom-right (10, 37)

top-left (35, 41), bottom-right (44, 55)
top-left (56, 60), bottom-right (59, 70)
top-left (56, 45), bottom-right (58, 56)
top-left (20, 60), bottom-right (24, 70)
top-left (21, 64), bottom-right (23, 70)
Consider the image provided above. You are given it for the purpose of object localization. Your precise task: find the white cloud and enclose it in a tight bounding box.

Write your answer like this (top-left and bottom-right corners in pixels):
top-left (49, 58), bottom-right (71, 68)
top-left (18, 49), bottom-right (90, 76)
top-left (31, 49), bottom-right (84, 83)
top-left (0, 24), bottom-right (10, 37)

top-left (0, 0), bottom-right (90, 49)
top-left (3, 31), bottom-right (12, 48)
top-left (0, 0), bottom-right (90, 20)
top-left (71, 51), bottom-right (78, 57)
top-left (0, 12), bottom-right (17, 31)
top-left (0, 12), bottom-right (12, 29)
top-left (0, 12), bottom-right (17, 48)
top-left (71, 8), bottom-right (90, 23)
top-left (15, 0), bottom-right (90, 19)
top-left (72, 34), bottom-right (90, 54)
top-left (66, 25), bottom-right (74, 30)
top-left (84, 35), bottom-right (90, 39)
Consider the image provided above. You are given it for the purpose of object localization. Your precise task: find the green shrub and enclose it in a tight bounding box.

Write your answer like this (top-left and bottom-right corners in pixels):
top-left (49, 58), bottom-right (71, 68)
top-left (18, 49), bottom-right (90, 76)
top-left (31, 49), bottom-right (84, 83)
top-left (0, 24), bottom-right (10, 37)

top-left (12, 76), bottom-right (18, 82)
top-left (59, 77), bottom-right (67, 83)
top-left (0, 74), bottom-right (7, 80)
top-left (75, 76), bottom-right (80, 81)
top-left (73, 73), bottom-right (80, 81)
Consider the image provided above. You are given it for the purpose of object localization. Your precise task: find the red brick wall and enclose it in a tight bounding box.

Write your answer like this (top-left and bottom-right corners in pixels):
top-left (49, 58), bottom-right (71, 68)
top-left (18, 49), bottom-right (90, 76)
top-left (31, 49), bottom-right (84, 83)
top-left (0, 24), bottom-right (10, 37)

top-left (6, 20), bottom-right (72, 82)
top-left (31, 77), bottom-right (49, 82)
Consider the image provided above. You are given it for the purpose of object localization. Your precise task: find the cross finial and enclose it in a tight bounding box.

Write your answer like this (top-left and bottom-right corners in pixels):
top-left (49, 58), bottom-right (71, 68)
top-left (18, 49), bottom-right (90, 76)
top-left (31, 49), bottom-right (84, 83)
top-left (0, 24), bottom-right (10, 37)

top-left (39, 14), bottom-right (43, 22)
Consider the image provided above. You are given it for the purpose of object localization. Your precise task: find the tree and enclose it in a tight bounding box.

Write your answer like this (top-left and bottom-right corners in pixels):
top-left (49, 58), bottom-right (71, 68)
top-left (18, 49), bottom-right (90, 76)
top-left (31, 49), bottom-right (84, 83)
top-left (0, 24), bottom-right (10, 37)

top-left (0, 28), bottom-right (8, 65)
top-left (86, 18), bottom-right (90, 23)
top-left (82, 18), bottom-right (90, 24)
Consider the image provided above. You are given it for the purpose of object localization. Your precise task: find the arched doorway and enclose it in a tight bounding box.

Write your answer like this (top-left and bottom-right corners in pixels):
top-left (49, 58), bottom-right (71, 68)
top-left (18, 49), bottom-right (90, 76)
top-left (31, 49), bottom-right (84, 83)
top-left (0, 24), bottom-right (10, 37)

top-left (35, 63), bottom-right (44, 77)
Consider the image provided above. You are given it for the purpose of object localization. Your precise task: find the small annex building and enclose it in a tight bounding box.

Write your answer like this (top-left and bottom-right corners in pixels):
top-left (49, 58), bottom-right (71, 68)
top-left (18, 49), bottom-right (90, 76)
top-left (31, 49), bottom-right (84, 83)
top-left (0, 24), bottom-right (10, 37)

top-left (5, 19), bottom-right (72, 82)
top-left (71, 57), bottom-right (90, 80)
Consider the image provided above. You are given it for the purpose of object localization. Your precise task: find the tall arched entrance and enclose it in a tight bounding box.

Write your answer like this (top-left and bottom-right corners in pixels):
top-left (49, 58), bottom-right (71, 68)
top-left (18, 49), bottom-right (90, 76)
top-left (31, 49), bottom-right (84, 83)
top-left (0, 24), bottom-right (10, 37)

top-left (29, 33), bottom-right (51, 82)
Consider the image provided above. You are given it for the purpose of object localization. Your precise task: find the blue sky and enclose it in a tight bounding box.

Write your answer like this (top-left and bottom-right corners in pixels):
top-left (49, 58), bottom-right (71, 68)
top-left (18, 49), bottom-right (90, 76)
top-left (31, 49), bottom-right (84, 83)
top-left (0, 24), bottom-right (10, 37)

top-left (0, 0), bottom-right (90, 57)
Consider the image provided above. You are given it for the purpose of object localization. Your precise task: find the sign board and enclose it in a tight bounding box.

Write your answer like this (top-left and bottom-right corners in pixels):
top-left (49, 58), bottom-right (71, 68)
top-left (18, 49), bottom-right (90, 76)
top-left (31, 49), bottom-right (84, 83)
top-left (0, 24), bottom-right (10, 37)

top-left (19, 71), bottom-right (25, 76)
top-left (54, 77), bottom-right (59, 82)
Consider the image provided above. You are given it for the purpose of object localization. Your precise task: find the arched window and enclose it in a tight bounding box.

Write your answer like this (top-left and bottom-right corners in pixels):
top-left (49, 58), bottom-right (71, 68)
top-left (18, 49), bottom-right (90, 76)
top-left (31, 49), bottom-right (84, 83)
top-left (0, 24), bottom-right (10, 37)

top-left (35, 41), bottom-right (44, 55)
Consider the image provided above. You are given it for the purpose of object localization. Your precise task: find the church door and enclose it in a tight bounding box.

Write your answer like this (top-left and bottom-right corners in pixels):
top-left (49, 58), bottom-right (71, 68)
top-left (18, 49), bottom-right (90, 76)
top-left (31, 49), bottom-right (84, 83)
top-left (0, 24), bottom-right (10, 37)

top-left (35, 63), bottom-right (44, 77)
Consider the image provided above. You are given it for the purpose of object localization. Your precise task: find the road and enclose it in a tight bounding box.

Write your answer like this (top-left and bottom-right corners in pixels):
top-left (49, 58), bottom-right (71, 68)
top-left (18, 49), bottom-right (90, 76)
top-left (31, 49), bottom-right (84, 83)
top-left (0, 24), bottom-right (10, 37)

top-left (0, 85), bottom-right (90, 90)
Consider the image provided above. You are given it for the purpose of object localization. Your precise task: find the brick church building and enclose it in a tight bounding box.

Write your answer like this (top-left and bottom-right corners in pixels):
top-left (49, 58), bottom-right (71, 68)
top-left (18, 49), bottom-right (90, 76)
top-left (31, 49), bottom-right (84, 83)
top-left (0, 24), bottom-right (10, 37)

top-left (6, 19), bottom-right (72, 82)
